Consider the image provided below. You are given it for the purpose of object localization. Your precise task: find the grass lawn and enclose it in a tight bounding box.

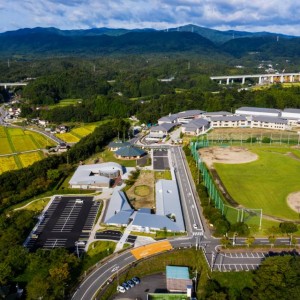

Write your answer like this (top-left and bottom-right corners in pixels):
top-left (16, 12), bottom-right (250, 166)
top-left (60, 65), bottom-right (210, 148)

top-left (154, 170), bottom-right (172, 180)
top-left (0, 156), bottom-right (18, 174)
top-left (18, 151), bottom-right (44, 168)
top-left (214, 146), bottom-right (300, 220)
top-left (212, 271), bottom-right (254, 299)
top-left (134, 185), bottom-right (151, 197)
top-left (20, 197), bottom-right (51, 212)
top-left (99, 148), bottom-right (137, 167)
top-left (82, 241), bottom-right (116, 271)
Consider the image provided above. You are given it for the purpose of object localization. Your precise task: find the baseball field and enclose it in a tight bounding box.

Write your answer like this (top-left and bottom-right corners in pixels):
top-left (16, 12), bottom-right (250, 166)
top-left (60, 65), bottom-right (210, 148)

top-left (201, 145), bottom-right (300, 220)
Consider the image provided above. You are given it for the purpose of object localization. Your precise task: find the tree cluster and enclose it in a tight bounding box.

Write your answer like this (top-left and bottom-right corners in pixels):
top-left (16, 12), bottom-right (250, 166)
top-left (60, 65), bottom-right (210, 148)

top-left (0, 120), bottom-right (126, 212)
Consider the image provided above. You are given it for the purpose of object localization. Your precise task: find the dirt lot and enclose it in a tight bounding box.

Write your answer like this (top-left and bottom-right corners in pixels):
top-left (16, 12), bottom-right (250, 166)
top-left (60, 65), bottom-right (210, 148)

top-left (287, 192), bottom-right (300, 213)
top-left (126, 170), bottom-right (155, 210)
top-left (199, 146), bottom-right (258, 168)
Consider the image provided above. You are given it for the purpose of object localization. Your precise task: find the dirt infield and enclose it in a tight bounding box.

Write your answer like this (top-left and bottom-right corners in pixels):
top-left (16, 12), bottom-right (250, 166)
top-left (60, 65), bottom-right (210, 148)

top-left (287, 192), bottom-right (300, 213)
top-left (199, 146), bottom-right (258, 168)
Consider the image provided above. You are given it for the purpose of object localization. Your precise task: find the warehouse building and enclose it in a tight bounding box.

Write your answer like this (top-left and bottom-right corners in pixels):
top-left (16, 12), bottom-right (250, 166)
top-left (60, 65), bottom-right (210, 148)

top-left (69, 162), bottom-right (123, 189)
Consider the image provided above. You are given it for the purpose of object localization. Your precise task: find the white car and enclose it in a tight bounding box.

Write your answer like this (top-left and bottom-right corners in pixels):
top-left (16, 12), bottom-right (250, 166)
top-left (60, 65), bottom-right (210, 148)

top-left (193, 224), bottom-right (198, 229)
top-left (117, 285), bottom-right (126, 293)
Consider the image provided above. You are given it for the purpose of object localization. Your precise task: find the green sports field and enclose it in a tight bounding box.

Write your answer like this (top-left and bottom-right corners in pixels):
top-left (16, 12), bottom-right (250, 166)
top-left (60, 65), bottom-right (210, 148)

top-left (214, 146), bottom-right (300, 220)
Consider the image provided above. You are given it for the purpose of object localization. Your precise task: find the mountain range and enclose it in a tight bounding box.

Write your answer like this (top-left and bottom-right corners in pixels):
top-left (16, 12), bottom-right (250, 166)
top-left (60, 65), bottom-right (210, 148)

top-left (0, 24), bottom-right (299, 58)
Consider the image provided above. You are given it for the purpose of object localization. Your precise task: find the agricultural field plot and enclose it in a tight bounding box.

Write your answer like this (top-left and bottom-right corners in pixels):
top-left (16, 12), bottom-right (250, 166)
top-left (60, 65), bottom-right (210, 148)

top-left (6, 127), bottom-right (24, 136)
top-left (1, 126), bottom-right (55, 154)
top-left (56, 132), bottom-right (80, 143)
top-left (209, 146), bottom-right (300, 220)
top-left (0, 126), bottom-right (6, 138)
top-left (55, 121), bottom-right (110, 143)
top-left (47, 98), bottom-right (82, 109)
top-left (0, 138), bottom-right (13, 154)
top-left (11, 135), bottom-right (37, 152)
top-left (18, 151), bottom-right (44, 168)
top-left (0, 156), bottom-right (18, 173)
top-left (71, 127), bottom-right (93, 137)
top-left (25, 131), bottom-right (55, 148)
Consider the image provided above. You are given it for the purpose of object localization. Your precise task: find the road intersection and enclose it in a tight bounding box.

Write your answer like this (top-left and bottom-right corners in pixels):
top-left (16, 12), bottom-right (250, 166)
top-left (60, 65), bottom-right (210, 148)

top-left (70, 145), bottom-right (298, 300)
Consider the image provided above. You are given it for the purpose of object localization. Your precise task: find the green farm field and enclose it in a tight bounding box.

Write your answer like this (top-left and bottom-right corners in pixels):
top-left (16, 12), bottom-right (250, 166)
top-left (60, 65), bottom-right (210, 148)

top-left (214, 146), bottom-right (300, 220)
top-left (47, 98), bottom-right (82, 109)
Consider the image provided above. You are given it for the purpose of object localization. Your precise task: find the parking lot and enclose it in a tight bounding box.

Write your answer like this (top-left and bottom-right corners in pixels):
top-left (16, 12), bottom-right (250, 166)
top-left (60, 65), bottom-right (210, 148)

top-left (94, 230), bottom-right (137, 245)
top-left (26, 196), bottom-right (99, 252)
top-left (153, 149), bottom-right (170, 170)
top-left (113, 274), bottom-right (166, 300)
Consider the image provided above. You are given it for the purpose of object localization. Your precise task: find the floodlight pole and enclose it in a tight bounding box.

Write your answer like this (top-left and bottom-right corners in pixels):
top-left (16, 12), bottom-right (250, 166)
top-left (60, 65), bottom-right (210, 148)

top-left (75, 242), bottom-right (79, 259)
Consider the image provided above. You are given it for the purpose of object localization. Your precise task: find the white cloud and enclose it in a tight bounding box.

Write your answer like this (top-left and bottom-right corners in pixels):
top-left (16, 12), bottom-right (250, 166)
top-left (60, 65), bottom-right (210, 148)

top-left (0, 0), bottom-right (299, 36)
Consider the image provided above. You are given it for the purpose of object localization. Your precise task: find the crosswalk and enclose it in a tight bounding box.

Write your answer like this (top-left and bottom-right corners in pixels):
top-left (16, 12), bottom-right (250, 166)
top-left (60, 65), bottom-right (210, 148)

top-left (192, 231), bottom-right (203, 236)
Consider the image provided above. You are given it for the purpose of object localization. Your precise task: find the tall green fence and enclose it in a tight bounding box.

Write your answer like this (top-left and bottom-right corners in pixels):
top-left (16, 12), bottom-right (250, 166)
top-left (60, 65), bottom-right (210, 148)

top-left (190, 138), bottom-right (262, 229)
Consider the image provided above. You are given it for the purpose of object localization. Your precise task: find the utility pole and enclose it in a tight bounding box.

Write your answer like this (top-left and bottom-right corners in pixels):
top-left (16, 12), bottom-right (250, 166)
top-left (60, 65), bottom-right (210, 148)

top-left (210, 252), bottom-right (215, 272)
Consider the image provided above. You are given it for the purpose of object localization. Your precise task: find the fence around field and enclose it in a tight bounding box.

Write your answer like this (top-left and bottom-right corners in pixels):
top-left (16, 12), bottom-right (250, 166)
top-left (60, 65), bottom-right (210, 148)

top-left (190, 139), bottom-right (263, 229)
top-left (206, 130), bottom-right (300, 146)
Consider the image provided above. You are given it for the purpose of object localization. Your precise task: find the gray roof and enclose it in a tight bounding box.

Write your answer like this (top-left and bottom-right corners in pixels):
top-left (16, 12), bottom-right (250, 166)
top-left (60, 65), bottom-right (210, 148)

top-left (150, 123), bottom-right (175, 132)
top-left (69, 162), bottom-right (123, 185)
top-left (252, 116), bottom-right (288, 124)
top-left (203, 111), bottom-right (232, 116)
top-left (104, 190), bottom-right (134, 224)
top-left (158, 115), bottom-right (177, 123)
top-left (210, 115), bottom-right (247, 122)
top-left (108, 140), bottom-right (131, 148)
top-left (155, 180), bottom-right (185, 231)
top-left (182, 118), bottom-right (209, 130)
top-left (132, 211), bottom-right (182, 231)
top-left (105, 211), bottom-right (133, 225)
top-left (115, 145), bottom-right (146, 157)
top-left (236, 107), bottom-right (281, 114)
top-left (283, 108), bottom-right (300, 113)
top-left (176, 110), bottom-right (205, 118)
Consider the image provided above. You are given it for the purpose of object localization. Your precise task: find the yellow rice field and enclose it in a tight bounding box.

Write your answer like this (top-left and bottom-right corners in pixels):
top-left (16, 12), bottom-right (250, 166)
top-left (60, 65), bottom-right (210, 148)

top-left (0, 156), bottom-right (18, 173)
top-left (56, 132), bottom-right (80, 143)
top-left (19, 151), bottom-right (44, 168)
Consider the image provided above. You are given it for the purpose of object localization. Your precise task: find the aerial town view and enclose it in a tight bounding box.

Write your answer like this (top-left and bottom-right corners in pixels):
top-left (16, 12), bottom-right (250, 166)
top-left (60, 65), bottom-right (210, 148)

top-left (0, 1), bottom-right (299, 300)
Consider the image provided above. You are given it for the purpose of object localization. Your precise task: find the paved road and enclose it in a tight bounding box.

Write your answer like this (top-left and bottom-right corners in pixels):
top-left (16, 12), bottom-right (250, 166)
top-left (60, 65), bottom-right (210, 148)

top-left (171, 146), bottom-right (207, 237)
top-left (71, 145), bottom-right (299, 299)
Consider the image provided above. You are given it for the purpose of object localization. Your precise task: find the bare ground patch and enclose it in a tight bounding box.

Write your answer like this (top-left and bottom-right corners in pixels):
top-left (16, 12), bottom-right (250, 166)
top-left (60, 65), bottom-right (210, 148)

top-left (287, 192), bottom-right (300, 213)
top-left (126, 170), bottom-right (155, 210)
top-left (199, 146), bottom-right (258, 168)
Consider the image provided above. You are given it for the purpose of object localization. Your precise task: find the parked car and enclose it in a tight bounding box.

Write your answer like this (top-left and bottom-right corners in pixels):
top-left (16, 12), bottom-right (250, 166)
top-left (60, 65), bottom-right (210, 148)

top-left (122, 282), bottom-right (130, 290)
top-left (117, 285), bottom-right (126, 293)
top-left (132, 277), bottom-right (140, 285)
top-left (127, 280), bottom-right (135, 288)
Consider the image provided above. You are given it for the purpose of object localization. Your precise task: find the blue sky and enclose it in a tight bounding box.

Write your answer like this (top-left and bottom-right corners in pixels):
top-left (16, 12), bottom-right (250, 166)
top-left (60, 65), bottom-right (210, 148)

top-left (0, 0), bottom-right (299, 36)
